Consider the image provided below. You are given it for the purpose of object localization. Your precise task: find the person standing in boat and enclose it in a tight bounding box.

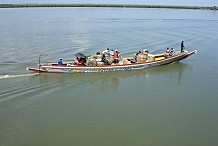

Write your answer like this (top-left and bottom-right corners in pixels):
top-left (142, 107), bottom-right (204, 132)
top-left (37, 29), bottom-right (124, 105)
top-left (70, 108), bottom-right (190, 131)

top-left (58, 58), bottom-right (63, 66)
top-left (181, 41), bottom-right (185, 52)
top-left (114, 49), bottom-right (119, 63)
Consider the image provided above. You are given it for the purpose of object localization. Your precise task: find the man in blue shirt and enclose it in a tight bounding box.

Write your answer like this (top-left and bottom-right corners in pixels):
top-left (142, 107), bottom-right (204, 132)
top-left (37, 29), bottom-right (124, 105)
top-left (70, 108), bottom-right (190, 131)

top-left (58, 58), bottom-right (63, 66)
top-left (109, 49), bottom-right (114, 57)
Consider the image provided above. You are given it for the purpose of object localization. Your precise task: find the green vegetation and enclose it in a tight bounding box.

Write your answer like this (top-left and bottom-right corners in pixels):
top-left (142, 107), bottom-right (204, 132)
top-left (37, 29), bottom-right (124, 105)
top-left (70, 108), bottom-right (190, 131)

top-left (0, 4), bottom-right (217, 10)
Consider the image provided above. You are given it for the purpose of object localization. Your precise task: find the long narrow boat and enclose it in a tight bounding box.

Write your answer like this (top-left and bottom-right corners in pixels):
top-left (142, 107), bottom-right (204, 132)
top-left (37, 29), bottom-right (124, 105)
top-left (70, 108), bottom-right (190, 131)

top-left (27, 50), bottom-right (197, 73)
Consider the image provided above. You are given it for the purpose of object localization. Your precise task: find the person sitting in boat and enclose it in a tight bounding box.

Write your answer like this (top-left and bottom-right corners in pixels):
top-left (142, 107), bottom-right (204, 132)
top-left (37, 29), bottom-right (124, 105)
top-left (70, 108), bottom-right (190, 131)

top-left (58, 58), bottom-right (63, 66)
top-left (75, 57), bottom-right (79, 66)
top-left (109, 49), bottom-right (114, 57)
top-left (133, 53), bottom-right (138, 63)
top-left (95, 52), bottom-right (101, 58)
top-left (102, 48), bottom-right (110, 60)
top-left (102, 54), bottom-right (109, 65)
top-left (170, 48), bottom-right (175, 56)
top-left (114, 49), bottom-right (119, 63)
top-left (137, 51), bottom-right (142, 61)
top-left (132, 51), bottom-right (142, 63)
top-left (94, 52), bottom-right (102, 62)
top-left (137, 50), bottom-right (148, 62)
top-left (143, 49), bottom-right (149, 55)
top-left (165, 47), bottom-right (170, 53)
top-left (165, 47), bottom-right (171, 57)
top-left (75, 57), bottom-right (85, 66)
top-left (102, 48), bottom-right (109, 54)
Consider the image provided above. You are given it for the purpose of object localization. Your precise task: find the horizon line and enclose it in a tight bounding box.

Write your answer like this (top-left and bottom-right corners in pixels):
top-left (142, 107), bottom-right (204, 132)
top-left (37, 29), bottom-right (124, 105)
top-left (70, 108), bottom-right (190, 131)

top-left (0, 3), bottom-right (217, 10)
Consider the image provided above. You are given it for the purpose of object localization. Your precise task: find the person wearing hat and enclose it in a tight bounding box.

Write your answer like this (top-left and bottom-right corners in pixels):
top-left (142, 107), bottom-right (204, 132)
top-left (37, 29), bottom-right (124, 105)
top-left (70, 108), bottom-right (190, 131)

top-left (58, 58), bottom-right (63, 66)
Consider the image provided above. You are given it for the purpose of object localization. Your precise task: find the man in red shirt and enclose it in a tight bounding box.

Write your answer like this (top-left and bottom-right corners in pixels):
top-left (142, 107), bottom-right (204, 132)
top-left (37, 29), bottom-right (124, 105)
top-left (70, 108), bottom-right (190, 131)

top-left (114, 49), bottom-right (119, 63)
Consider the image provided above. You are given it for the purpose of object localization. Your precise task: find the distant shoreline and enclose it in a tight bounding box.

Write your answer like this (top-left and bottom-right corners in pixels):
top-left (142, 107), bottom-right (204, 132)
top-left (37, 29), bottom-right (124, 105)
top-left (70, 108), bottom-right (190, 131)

top-left (0, 4), bottom-right (217, 10)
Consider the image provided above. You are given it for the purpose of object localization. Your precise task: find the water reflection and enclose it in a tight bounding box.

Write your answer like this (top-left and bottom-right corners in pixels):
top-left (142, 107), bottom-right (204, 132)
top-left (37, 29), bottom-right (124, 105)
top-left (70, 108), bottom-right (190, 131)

top-left (36, 62), bottom-right (192, 91)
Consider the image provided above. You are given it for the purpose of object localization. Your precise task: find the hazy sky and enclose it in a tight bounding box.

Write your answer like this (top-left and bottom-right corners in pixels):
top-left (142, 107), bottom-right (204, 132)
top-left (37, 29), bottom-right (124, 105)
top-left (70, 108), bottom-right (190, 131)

top-left (0, 0), bottom-right (218, 6)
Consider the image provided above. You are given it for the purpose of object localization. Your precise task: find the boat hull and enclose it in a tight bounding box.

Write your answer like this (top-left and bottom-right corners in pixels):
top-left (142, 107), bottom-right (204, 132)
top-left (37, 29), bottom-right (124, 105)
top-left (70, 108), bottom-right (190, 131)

top-left (27, 50), bottom-right (197, 73)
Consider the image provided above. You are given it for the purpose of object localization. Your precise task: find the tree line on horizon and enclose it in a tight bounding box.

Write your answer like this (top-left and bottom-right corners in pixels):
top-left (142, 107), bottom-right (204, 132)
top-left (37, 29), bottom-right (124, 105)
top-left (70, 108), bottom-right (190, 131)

top-left (0, 4), bottom-right (217, 10)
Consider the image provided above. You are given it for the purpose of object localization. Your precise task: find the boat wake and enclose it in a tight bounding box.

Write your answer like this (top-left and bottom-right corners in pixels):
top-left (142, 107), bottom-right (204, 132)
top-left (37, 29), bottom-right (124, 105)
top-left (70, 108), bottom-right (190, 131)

top-left (0, 73), bottom-right (37, 79)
